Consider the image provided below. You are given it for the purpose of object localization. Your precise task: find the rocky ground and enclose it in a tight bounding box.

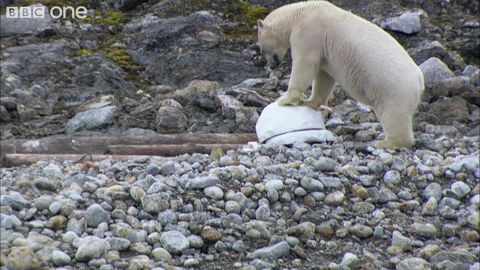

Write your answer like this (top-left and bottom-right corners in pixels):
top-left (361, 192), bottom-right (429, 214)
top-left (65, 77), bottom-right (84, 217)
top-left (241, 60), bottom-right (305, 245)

top-left (0, 0), bottom-right (479, 269)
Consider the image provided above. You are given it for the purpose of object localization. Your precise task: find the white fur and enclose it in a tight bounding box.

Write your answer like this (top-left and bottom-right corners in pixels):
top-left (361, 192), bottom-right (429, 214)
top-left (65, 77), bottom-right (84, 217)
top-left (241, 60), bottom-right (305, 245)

top-left (257, 1), bottom-right (424, 148)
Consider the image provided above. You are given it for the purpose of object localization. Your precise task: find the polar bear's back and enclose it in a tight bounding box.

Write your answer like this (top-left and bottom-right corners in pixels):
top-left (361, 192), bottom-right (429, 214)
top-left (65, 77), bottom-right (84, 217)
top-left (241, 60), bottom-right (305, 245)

top-left (299, 3), bottom-right (424, 107)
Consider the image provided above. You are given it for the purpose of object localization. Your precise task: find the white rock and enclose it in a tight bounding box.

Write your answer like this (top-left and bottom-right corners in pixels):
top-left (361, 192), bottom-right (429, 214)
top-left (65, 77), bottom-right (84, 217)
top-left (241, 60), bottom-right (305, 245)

top-left (256, 102), bottom-right (335, 145)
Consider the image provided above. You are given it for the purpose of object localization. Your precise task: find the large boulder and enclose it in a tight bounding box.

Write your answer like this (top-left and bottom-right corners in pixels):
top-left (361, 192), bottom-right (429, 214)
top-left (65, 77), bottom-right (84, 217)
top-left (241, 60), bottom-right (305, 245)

top-left (126, 11), bottom-right (264, 87)
top-left (256, 102), bottom-right (335, 145)
top-left (0, 4), bottom-right (54, 37)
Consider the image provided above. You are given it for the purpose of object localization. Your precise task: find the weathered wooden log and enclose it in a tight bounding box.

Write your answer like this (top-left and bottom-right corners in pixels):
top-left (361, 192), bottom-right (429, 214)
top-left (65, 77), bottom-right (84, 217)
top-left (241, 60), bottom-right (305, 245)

top-left (106, 144), bottom-right (244, 156)
top-left (0, 133), bottom-right (257, 155)
top-left (3, 154), bottom-right (148, 167)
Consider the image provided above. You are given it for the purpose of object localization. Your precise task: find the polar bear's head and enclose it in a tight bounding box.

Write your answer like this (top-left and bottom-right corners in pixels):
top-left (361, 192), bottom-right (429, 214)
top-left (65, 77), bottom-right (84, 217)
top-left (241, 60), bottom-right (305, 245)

top-left (257, 19), bottom-right (289, 69)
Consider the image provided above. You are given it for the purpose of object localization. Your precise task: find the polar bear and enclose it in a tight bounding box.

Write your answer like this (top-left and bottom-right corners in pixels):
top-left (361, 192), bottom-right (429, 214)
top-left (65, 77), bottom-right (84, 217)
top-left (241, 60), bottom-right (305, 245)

top-left (257, 1), bottom-right (424, 149)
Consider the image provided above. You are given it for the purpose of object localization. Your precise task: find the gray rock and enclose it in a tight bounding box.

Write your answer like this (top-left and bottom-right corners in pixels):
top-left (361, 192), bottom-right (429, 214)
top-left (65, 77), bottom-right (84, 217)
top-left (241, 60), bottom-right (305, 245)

top-left (450, 181), bottom-right (471, 198)
top-left (423, 183), bottom-right (442, 201)
top-left (256, 102), bottom-right (335, 145)
top-left (65, 106), bottom-right (119, 134)
top-left (324, 191), bottom-right (345, 206)
top-left (265, 179), bottom-right (284, 191)
top-left (216, 94), bottom-right (244, 119)
top-left (158, 210), bottom-right (177, 225)
top-left (160, 230), bottom-right (189, 254)
top-left (431, 76), bottom-right (470, 100)
top-left (411, 223), bottom-right (438, 238)
top-left (384, 170), bottom-right (401, 184)
top-left (340, 252), bottom-right (360, 269)
top-left (74, 236), bottom-right (110, 262)
top-left (51, 250), bottom-right (71, 266)
top-left (0, 213), bottom-right (21, 229)
top-left (156, 107), bottom-right (188, 133)
top-left (300, 177), bottom-right (324, 191)
top-left (106, 237), bottom-right (131, 251)
top-left (146, 181), bottom-right (167, 194)
top-left (72, 55), bottom-right (137, 99)
top-left (392, 230), bottom-right (412, 251)
top-left (396, 257), bottom-right (431, 270)
top-left (1, 4), bottom-right (54, 37)
top-left (86, 203), bottom-right (111, 228)
top-left (428, 96), bottom-right (470, 125)
top-left (146, 163), bottom-right (160, 175)
top-left (225, 200), bottom-right (241, 214)
top-left (314, 157), bottom-right (337, 172)
top-left (378, 187), bottom-right (398, 203)
top-left (151, 247), bottom-right (172, 262)
top-left (141, 194), bottom-right (170, 214)
top-left (431, 250), bottom-right (477, 265)
top-left (419, 57), bottom-right (455, 88)
top-left (255, 205), bottom-right (270, 221)
top-left (249, 241), bottom-right (290, 260)
top-left (128, 11), bottom-right (263, 87)
top-left (350, 224), bottom-right (373, 239)
top-left (185, 176), bottom-right (219, 189)
top-left (0, 192), bottom-right (31, 210)
top-left (381, 12), bottom-right (421, 34)
top-left (204, 186), bottom-right (224, 200)
top-left (160, 161), bottom-right (175, 175)
top-left (319, 177), bottom-right (343, 189)
top-left (408, 40), bottom-right (464, 71)
top-left (33, 177), bottom-right (58, 191)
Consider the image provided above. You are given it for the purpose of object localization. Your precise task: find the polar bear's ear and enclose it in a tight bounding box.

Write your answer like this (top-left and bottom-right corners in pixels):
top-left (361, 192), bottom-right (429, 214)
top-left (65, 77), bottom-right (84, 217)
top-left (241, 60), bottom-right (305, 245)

top-left (257, 19), bottom-right (265, 30)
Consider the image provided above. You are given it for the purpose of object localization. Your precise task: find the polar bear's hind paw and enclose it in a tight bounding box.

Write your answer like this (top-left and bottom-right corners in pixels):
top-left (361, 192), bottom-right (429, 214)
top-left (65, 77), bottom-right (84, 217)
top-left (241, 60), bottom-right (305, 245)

top-left (374, 139), bottom-right (413, 149)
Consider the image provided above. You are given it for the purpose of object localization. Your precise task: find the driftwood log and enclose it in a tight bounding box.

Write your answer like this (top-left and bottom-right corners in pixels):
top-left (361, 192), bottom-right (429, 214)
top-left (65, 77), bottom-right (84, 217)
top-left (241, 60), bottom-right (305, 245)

top-left (106, 144), bottom-right (245, 156)
top-left (3, 154), bottom-right (146, 167)
top-left (0, 133), bottom-right (258, 167)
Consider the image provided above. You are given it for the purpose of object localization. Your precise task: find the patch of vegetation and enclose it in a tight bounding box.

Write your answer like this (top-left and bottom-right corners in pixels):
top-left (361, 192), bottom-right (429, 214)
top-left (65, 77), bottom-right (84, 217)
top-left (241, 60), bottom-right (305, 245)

top-left (223, 1), bottom-right (269, 40)
top-left (84, 9), bottom-right (126, 26)
top-left (23, 0), bottom-right (98, 8)
top-left (165, 0), bottom-right (269, 41)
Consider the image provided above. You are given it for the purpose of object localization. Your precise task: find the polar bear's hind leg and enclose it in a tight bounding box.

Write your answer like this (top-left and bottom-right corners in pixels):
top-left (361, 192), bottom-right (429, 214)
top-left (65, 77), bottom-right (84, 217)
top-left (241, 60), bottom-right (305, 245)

top-left (374, 108), bottom-right (415, 149)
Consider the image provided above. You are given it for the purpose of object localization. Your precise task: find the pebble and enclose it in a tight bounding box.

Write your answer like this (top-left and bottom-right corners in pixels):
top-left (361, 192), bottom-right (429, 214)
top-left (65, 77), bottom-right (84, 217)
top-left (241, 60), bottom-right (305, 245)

top-left (201, 226), bottom-right (222, 243)
top-left (74, 236), bottom-right (110, 261)
top-left (51, 250), bottom-right (71, 266)
top-left (383, 170), bottom-right (401, 184)
top-left (396, 257), bottom-right (430, 270)
top-left (411, 222), bottom-right (438, 238)
top-left (185, 176), bottom-right (219, 189)
top-left (350, 224), bottom-right (373, 239)
top-left (324, 191), bottom-right (345, 206)
top-left (392, 230), bottom-right (412, 251)
top-left (451, 181), bottom-right (471, 198)
top-left (86, 203), bottom-right (111, 228)
top-left (204, 186), bottom-right (224, 199)
top-left (313, 157), bottom-right (337, 171)
top-left (151, 247), bottom-right (172, 262)
top-left (248, 241), bottom-right (290, 260)
top-left (339, 252), bottom-right (359, 269)
top-left (159, 230), bottom-right (189, 254)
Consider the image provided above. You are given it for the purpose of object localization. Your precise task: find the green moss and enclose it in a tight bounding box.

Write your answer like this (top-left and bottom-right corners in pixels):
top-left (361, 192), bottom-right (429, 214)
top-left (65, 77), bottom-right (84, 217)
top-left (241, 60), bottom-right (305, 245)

top-left (104, 48), bottom-right (140, 72)
top-left (84, 10), bottom-right (125, 26)
top-left (75, 48), bottom-right (96, 56)
top-left (165, 0), bottom-right (269, 41)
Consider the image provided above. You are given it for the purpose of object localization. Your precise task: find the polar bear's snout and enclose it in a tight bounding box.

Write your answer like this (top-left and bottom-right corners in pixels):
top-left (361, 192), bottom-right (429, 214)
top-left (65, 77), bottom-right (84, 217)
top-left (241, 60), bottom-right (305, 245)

top-left (267, 54), bottom-right (281, 69)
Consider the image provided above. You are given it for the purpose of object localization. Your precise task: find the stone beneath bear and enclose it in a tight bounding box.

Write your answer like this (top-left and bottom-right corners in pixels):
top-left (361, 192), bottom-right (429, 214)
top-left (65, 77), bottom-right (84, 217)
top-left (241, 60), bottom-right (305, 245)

top-left (256, 102), bottom-right (335, 145)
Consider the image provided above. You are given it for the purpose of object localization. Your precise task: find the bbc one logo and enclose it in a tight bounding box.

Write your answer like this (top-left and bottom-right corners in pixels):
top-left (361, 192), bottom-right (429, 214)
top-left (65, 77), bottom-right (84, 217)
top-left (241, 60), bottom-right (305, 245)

top-left (6, 5), bottom-right (87, 19)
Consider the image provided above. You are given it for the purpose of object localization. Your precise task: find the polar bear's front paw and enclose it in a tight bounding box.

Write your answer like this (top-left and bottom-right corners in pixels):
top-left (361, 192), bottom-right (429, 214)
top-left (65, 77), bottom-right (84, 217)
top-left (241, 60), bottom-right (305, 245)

top-left (277, 95), bottom-right (302, 106)
top-left (302, 99), bottom-right (324, 110)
